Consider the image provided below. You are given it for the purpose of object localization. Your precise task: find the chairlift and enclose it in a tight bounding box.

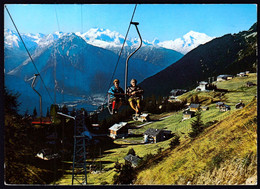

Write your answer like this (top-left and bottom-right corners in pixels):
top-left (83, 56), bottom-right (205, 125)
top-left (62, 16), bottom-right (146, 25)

top-left (107, 21), bottom-right (143, 115)
top-left (29, 74), bottom-right (52, 126)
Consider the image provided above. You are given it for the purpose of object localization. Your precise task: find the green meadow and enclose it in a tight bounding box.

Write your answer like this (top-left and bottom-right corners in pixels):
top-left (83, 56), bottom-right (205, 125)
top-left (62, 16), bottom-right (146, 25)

top-left (56, 73), bottom-right (257, 185)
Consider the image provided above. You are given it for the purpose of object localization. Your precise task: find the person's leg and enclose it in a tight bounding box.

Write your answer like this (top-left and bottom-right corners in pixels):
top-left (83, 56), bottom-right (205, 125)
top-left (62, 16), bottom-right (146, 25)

top-left (117, 101), bottom-right (122, 110)
top-left (128, 98), bottom-right (137, 112)
top-left (136, 98), bottom-right (141, 114)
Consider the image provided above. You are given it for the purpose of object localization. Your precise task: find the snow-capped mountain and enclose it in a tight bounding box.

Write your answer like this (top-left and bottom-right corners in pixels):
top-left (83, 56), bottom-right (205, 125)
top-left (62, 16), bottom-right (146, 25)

top-left (4, 27), bottom-right (214, 114)
top-left (4, 28), bottom-right (214, 55)
top-left (157, 31), bottom-right (215, 54)
top-left (4, 31), bottom-right (183, 114)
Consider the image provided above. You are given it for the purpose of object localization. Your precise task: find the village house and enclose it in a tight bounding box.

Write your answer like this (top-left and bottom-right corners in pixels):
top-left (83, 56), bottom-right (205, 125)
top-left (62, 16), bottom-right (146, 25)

top-left (109, 122), bottom-right (128, 139)
top-left (133, 113), bottom-right (150, 122)
top-left (168, 89), bottom-right (187, 103)
top-left (216, 102), bottom-right (225, 108)
top-left (36, 148), bottom-right (60, 160)
top-left (217, 75), bottom-right (233, 82)
top-left (196, 81), bottom-right (209, 91)
top-left (183, 110), bottom-right (195, 120)
top-left (246, 81), bottom-right (255, 87)
top-left (143, 128), bottom-right (172, 143)
top-left (189, 103), bottom-right (200, 112)
top-left (91, 123), bottom-right (100, 130)
top-left (168, 96), bottom-right (182, 103)
top-left (219, 104), bottom-right (231, 112)
top-left (124, 154), bottom-right (142, 168)
top-left (235, 102), bottom-right (245, 109)
top-left (237, 72), bottom-right (248, 77)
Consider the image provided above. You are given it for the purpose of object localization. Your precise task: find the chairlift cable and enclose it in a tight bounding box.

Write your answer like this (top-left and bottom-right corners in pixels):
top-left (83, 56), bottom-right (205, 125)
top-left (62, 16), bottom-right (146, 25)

top-left (5, 5), bottom-right (55, 105)
top-left (103, 4), bottom-right (138, 105)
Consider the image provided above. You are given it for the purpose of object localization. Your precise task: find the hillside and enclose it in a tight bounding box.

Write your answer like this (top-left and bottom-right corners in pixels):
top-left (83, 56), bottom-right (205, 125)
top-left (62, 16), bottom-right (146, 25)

top-left (140, 23), bottom-right (257, 97)
top-left (55, 73), bottom-right (257, 185)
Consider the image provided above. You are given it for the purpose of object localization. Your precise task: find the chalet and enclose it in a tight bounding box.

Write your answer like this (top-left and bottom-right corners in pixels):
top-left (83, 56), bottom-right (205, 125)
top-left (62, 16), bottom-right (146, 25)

top-left (196, 81), bottom-right (209, 91)
top-left (36, 148), bottom-right (60, 160)
top-left (144, 128), bottom-right (163, 143)
top-left (143, 128), bottom-right (172, 143)
top-left (91, 124), bottom-right (100, 130)
top-left (237, 72), bottom-right (248, 77)
top-left (189, 104), bottom-right (200, 112)
top-left (138, 114), bottom-right (150, 122)
top-left (217, 75), bottom-right (233, 82)
top-left (183, 110), bottom-right (195, 120)
top-left (216, 102), bottom-right (225, 108)
top-left (235, 102), bottom-right (245, 109)
top-left (109, 122), bottom-right (128, 139)
top-left (124, 154), bottom-right (142, 168)
top-left (219, 104), bottom-right (231, 112)
top-left (201, 106), bottom-right (209, 111)
top-left (168, 96), bottom-right (182, 103)
top-left (246, 81), bottom-right (255, 87)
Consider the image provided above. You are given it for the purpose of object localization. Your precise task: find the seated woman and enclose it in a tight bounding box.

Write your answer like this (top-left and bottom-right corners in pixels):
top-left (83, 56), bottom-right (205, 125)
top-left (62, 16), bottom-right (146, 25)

top-left (126, 79), bottom-right (144, 117)
top-left (108, 79), bottom-right (125, 114)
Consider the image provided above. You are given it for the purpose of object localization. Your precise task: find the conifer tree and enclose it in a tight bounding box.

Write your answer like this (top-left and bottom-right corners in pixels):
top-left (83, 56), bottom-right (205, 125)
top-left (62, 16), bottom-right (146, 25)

top-left (33, 107), bottom-right (37, 118)
top-left (46, 107), bottom-right (50, 117)
top-left (189, 109), bottom-right (204, 138)
top-left (194, 95), bottom-right (200, 104)
top-left (127, 148), bottom-right (136, 156)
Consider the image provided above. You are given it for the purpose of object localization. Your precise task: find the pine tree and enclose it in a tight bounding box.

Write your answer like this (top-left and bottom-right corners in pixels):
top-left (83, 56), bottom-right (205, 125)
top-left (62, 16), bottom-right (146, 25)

top-left (189, 110), bottom-right (204, 138)
top-left (46, 107), bottom-right (50, 117)
top-left (190, 96), bottom-right (195, 104)
top-left (127, 148), bottom-right (136, 156)
top-left (194, 95), bottom-right (200, 104)
top-left (33, 107), bottom-right (37, 118)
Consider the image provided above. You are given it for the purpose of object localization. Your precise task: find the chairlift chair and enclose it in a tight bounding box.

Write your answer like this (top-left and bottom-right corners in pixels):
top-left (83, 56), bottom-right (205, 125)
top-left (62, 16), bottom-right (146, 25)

top-left (107, 21), bottom-right (143, 115)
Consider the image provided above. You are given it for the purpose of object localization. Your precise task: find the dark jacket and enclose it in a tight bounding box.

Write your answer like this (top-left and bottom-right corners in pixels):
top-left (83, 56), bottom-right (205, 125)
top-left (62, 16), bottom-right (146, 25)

top-left (126, 85), bottom-right (144, 98)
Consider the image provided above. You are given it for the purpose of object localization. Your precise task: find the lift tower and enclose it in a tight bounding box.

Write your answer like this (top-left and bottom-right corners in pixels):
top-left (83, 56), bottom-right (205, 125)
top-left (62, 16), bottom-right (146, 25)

top-left (57, 110), bottom-right (88, 185)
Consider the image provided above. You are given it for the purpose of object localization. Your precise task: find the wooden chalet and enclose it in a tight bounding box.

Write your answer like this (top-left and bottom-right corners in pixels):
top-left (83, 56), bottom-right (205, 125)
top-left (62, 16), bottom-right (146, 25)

top-left (219, 104), bottom-right (231, 112)
top-left (91, 123), bottom-right (100, 130)
top-left (183, 110), bottom-right (195, 120)
top-left (124, 154), bottom-right (142, 168)
top-left (235, 102), bottom-right (245, 109)
top-left (189, 104), bottom-right (200, 112)
top-left (216, 102), bottom-right (225, 108)
top-left (143, 128), bottom-right (172, 143)
top-left (109, 122), bottom-right (128, 139)
top-left (237, 72), bottom-right (248, 77)
top-left (134, 113), bottom-right (150, 122)
top-left (217, 75), bottom-right (233, 82)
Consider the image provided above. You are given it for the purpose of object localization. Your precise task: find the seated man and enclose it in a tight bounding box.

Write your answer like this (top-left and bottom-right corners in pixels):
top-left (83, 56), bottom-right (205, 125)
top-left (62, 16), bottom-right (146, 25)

top-left (126, 79), bottom-right (144, 116)
top-left (108, 79), bottom-right (125, 114)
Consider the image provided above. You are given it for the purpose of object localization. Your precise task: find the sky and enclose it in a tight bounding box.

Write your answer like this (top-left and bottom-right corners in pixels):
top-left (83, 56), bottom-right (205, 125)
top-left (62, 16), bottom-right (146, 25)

top-left (4, 4), bottom-right (257, 42)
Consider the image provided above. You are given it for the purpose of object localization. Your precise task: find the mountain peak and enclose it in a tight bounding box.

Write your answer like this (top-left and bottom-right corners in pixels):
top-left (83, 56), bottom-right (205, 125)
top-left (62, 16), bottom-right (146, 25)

top-left (157, 31), bottom-right (215, 54)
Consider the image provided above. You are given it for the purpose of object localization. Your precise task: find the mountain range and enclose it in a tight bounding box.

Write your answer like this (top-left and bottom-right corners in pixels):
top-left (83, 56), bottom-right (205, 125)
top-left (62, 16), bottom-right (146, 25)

top-left (7, 28), bottom-right (209, 114)
top-left (140, 23), bottom-right (257, 97)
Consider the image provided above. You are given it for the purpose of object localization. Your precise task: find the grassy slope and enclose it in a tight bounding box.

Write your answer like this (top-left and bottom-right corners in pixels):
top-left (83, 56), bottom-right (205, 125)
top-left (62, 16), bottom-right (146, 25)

top-left (56, 73), bottom-right (257, 185)
top-left (135, 73), bottom-right (257, 184)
